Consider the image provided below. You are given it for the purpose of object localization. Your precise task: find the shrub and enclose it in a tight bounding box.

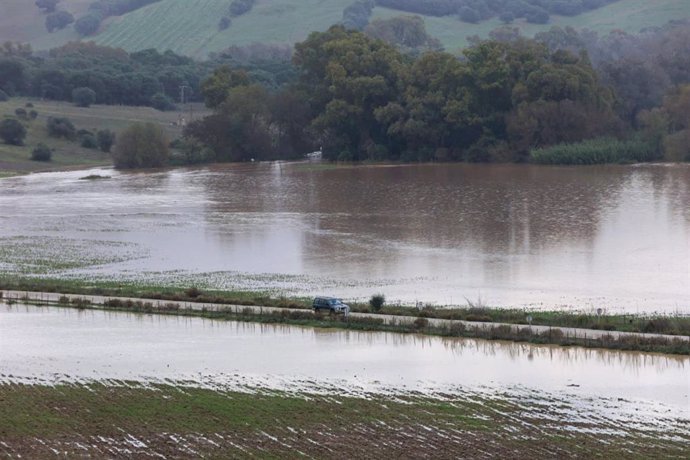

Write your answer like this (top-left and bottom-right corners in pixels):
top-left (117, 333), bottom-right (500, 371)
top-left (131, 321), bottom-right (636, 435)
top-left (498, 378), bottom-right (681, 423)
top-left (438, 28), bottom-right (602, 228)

top-left (150, 92), bottom-right (175, 111)
top-left (31, 143), bottom-right (53, 161)
top-left (229, 0), bottom-right (256, 17)
top-left (36, 0), bottom-right (60, 13)
top-left (14, 108), bottom-right (27, 119)
top-left (25, 102), bottom-right (34, 108)
top-left (369, 294), bottom-right (385, 312)
top-left (0, 89), bottom-right (8, 101)
top-left (29, 110), bottom-right (38, 120)
top-left (46, 10), bottom-right (75, 32)
top-left (72, 87), bottom-right (96, 107)
top-left (80, 133), bottom-right (98, 149)
top-left (47, 116), bottom-right (76, 139)
top-left (0, 118), bottom-right (27, 145)
top-left (112, 122), bottom-right (169, 169)
top-left (96, 129), bottom-right (115, 152)
top-left (219, 16), bottom-right (232, 30)
top-left (413, 317), bottom-right (429, 330)
top-left (75, 13), bottom-right (102, 36)
top-left (184, 286), bottom-right (202, 298)
top-left (459, 7), bottom-right (480, 23)
top-left (642, 318), bottom-right (673, 334)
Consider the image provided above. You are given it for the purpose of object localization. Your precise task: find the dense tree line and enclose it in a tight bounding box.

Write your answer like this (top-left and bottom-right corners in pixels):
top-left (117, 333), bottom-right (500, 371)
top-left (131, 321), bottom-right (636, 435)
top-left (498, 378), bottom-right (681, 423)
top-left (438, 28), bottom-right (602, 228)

top-left (342, 0), bottom-right (375, 30)
top-left (0, 42), bottom-right (296, 109)
top-left (375, 0), bottom-right (620, 24)
top-left (486, 20), bottom-right (690, 161)
top-left (364, 15), bottom-right (443, 54)
top-left (184, 25), bottom-right (622, 163)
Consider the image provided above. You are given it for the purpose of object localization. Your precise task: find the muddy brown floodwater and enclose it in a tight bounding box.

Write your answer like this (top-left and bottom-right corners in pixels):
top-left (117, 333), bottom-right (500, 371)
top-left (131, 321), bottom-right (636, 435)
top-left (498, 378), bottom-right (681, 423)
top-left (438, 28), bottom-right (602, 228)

top-left (0, 162), bottom-right (689, 312)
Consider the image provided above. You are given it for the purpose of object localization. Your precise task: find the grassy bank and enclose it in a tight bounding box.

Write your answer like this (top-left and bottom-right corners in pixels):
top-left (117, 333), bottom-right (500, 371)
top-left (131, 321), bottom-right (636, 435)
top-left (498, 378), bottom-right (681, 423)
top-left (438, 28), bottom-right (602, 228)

top-left (2, 276), bottom-right (688, 337)
top-left (0, 382), bottom-right (686, 458)
top-left (0, 98), bottom-right (208, 176)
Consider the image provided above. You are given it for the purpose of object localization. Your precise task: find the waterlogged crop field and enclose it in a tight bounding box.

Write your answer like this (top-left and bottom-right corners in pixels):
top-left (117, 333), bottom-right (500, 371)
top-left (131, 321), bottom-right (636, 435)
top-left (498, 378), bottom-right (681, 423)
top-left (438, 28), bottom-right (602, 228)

top-left (1, 304), bottom-right (688, 457)
top-left (1, 381), bottom-right (688, 459)
top-left (0, 237), bottom-right (144, 274)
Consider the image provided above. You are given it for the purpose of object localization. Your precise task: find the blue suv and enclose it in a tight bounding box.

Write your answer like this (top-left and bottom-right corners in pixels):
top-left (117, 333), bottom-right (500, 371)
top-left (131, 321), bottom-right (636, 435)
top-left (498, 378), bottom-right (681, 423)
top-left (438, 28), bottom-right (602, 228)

top-left (313, 297), bottom-right (350, 315)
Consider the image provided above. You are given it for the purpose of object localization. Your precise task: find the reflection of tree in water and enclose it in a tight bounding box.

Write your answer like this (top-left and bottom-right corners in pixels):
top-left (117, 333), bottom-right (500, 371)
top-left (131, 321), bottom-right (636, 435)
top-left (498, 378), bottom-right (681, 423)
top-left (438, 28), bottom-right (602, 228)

top-left (233, 320), bottom-right (688, 373)
top-left (198, 163), bottom-right (690, 299)
top-left (117, 170), bottom-right (173, 194)
top-left (439, 335), bottom-right (688, 373)
top-left (200, 162), bottom-right (625, 255)
top-left (640, 164), bottom-right (690, 223)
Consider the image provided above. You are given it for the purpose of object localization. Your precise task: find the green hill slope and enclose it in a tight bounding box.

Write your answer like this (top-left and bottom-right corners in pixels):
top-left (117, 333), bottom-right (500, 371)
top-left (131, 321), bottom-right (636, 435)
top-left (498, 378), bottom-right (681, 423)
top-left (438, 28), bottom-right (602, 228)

top-left (94, 0), bottom-right (353, 57)
top-left (3, 0), bottom-right (689, 57)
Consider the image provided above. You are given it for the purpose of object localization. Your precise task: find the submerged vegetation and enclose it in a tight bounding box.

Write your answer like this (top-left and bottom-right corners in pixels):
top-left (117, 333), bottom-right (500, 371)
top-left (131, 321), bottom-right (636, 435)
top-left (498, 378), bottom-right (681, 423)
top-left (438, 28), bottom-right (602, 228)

top-left (2, 381), bottom-right (686, 458)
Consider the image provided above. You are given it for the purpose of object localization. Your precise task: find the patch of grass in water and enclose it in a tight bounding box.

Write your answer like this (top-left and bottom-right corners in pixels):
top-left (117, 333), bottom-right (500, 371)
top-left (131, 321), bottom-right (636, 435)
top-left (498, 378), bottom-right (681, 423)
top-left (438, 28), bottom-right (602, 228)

top-left (78, 174), bottom-right (111, 180)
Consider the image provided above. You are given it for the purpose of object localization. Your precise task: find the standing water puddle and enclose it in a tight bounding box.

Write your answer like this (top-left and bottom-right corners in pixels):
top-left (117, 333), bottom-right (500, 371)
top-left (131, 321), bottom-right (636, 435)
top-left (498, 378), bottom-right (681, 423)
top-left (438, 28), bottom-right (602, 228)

top-left (1, 305), bottom-right (687, 416)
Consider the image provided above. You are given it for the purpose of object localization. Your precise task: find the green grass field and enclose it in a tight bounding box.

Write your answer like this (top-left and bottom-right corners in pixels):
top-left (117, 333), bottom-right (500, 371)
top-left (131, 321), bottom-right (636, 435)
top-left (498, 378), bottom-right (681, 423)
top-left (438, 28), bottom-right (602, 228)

top-left (3, 0), bottom-right (688, 58)
top-left (0, 382), bottom-right (687, 458)
top-left (94, 0), bottom-right (354, 57)
top-left (0, 98), bottom-right (207, 175)
top-left (374, 0), bottom-right (690, 51)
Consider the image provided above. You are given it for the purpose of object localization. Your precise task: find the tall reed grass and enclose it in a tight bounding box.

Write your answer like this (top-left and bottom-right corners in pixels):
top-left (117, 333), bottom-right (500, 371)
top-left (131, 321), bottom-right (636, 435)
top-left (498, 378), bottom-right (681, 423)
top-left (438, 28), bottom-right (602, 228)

top-left (531, 137), bottom-right (660, 165)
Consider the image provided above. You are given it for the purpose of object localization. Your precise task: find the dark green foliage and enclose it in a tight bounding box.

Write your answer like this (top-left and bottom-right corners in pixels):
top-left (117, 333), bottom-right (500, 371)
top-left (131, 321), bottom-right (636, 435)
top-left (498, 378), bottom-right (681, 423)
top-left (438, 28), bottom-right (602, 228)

top-left (185, 287), bottom-right (202, 298)
top-left (369, 294), bottom-right (385, 312)
top-left (80, 133), bottom-right (98, 149)
top-left (112, 122), bottom-right (169, 169)
top-left (229, 0), bottom-right (256, 17)
top-left (0, 118), bottom-right (27, 145)
top-left (25, 102), bottom-right (34, 108)
top-left (29, 110), bottom-right (38, 120)
top-left (31, 143), bottom-right (53, 162)
top-left (150, 92), bottom-right (176, 111)
top-left (96, 129), bottom-right (116, 152)
top-left (342, 0), bottom-right (374, 30)
top-left (0, 58), bottom-right (25, 95)
top-left (35, 0), bottom-right (60, 13)
top-left (365, 15), bottom-right (442, 52)
top-left (459, 6), bottom-right (480, 23)
top-left (72, 87), bottom-right (96, 107)
top-left (218, 16), bottom-right (232, 30)
top-left (530, 137), bottom-right (659, 165)
top-left (0, 90), bottom-right (8, 101)
top-left (14, 108), bottom-right (27, 119)
top-left (45, 10), bottom-right (74, 32)
top-left (74, 14), bottom-right (102, 36)
top-left (374, 0), bottom-right (619, 24)
top-left (47, 116), bottom-right (76, 139)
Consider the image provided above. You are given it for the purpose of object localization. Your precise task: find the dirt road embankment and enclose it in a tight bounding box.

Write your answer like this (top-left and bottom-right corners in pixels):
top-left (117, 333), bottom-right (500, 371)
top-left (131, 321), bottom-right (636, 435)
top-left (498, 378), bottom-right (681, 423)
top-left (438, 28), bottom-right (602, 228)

top-left (4, 290), bottom-right (688, 348)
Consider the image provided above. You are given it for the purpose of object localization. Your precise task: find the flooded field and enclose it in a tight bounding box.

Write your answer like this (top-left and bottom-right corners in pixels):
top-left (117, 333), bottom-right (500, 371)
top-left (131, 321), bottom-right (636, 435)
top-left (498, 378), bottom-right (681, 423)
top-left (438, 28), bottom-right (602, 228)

top-left (1, 304), bottom-right (688, 458)
top-left (1, 305), bottom-right (688, 410)
top-left (1, 162), bottom-right (689, 312)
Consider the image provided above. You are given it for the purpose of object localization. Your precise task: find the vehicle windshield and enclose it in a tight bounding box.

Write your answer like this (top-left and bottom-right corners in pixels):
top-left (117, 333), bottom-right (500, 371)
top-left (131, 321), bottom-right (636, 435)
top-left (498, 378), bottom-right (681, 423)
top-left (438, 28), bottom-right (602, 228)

top-left (329, 299), bottom-right (342, 305)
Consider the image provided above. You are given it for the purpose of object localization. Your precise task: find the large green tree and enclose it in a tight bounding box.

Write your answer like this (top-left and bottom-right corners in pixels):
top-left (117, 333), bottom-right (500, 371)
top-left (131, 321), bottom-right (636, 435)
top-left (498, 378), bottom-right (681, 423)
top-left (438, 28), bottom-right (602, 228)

top-left (0, 119), bottom-right (27, 145)
top-left (294, 25), bottom-right (406, 160)
top-left (112, 122), bottom-right (169, 169)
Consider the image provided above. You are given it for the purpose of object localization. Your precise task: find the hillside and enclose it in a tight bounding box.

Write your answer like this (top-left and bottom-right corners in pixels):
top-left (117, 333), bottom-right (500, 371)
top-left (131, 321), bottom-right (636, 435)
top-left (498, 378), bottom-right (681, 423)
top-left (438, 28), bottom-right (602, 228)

top-left (0, 98), bottom-right (208, 175)
top-left (1, 0), bottom-right (689, 57)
